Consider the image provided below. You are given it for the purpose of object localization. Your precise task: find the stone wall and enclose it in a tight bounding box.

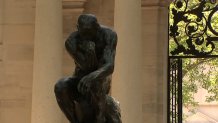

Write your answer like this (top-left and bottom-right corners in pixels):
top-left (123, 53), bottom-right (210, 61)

top-left (0, 0), bottom-right (35, 123)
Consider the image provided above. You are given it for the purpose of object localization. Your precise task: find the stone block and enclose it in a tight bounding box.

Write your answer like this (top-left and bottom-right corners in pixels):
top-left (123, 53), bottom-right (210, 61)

top-left (0, 44), bottom-right (2, 61)
top-left (3, 0), bottom-right (35, 24)
top-left (0, 85), bottom-right (20, 99)
top-left (0, 61), bottom-right (4, 84)
top-left (142, 7), bottom-right (159, 25)
top-left (0, 25), bottom-right (2, 44)
top-left (142, 0), bottom-right (159, 6)
top-left (0, 99), bottom-right (30, 123)
top-left (4, 44), bottom-right (33, 62)
top-left (3, 25), bottom-right (34, 45)
top-left (0, 0), bottom-right (3, 24)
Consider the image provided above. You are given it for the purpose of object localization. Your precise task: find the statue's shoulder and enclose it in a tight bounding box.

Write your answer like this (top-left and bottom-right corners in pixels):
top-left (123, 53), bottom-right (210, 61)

top-left (100, 25), bottom-right (117, 43)
top-left (66, 31), bottom-right (79, 42)
top-left (100, 25), bottom-right (117, 35)
top-left (65, 31), bottom-right (79, 51)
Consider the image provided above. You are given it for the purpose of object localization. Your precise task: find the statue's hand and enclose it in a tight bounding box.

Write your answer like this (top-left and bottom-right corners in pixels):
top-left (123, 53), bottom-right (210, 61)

top-left (77, 74), bottom-right (95, 95)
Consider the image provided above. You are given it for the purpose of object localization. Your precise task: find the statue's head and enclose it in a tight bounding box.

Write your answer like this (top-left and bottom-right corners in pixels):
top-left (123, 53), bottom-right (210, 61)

top-left (77, 14), bottom-right (100, 40)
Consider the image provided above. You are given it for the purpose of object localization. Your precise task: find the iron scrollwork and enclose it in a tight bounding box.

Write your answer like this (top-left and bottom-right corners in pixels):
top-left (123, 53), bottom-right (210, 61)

top-left (169, 0), bottom-right (218, 56)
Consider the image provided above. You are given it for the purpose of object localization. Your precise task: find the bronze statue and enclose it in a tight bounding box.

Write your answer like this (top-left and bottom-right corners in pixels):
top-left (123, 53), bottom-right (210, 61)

top-left (54, 14), bottom-right (122, 123)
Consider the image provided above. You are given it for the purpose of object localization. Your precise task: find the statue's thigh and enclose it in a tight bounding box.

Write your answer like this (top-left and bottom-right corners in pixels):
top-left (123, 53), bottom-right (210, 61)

top-left (67, 77), bottom-right (81, 100)
top-left (55, 77), bottom-right (80, 100)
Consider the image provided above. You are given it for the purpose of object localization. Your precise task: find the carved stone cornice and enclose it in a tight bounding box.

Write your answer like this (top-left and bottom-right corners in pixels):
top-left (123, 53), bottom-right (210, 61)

top-left (62, 0), bottom-right (87, 10)
top-left (159, 0), bottom-right (173, 7)
top-left (141, 0), bottom-right (172, 8)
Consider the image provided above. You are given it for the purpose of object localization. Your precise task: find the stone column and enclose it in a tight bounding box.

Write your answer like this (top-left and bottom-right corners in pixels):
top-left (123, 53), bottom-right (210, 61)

top-left (0, 0), bottom-right (3, 88)
top-left (141, 0), bottom-right (171, 123)
top-left (31, 0), bottom-right (63, 123)
top-left (112, 0), bottom-right (143, 123)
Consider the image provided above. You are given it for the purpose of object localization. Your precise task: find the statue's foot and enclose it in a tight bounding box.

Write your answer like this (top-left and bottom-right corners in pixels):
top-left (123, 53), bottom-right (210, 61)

top-left (74, 99), bottom-right (96, 123)
top-left (96, 113), bottom-right (106, 123)
top-left (74, 101), bottom-right (83, 122)
top-left (105, 96), bottom-right (122, 123)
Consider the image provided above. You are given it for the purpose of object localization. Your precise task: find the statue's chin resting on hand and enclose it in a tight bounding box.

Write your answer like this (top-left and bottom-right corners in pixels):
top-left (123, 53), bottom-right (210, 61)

top-left (54, 14), bottom-right (122, 123)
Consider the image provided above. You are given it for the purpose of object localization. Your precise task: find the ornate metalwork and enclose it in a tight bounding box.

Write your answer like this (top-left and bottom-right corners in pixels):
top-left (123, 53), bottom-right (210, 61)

top-left (169, 0), bottom-right (218, 56)
top-left (168, 1), bottom-right (218, 123)
top-left (168, 59), bottom-right (183, 123)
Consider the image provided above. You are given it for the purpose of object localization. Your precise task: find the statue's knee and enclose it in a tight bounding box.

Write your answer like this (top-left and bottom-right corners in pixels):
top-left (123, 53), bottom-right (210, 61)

top-left (54, 78), bottom-right (69, 95)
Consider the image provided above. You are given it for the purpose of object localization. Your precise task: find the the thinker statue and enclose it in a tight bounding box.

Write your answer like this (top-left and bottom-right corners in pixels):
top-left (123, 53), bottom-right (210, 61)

top-left (54, 14), bottom-right (122, 123)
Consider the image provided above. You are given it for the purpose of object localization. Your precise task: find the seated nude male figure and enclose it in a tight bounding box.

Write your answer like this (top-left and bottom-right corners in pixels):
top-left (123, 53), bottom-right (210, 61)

top-left (54, 14), bottom-right (122, 123)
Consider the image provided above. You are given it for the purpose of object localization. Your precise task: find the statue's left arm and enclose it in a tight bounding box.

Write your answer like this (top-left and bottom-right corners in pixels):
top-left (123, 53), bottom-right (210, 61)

top-left (78, 30), bottom-right (117, 94)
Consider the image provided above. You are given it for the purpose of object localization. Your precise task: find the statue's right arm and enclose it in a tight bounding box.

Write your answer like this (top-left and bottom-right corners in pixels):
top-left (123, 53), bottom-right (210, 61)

top-left (65, 32), bottom-right (78, 56)
top-left (65, 32), bottom-right (85, 77)
top-left (65, 33), bottom-right (82, 77)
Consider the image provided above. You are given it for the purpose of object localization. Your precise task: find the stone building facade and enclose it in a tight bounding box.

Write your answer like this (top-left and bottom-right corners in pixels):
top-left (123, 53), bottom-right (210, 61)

top-left (0, 0), bottom-right (171, 123)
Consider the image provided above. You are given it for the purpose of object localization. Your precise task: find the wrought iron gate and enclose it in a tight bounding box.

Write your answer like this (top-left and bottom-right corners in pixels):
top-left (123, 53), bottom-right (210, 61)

top-left (168, 58), bottom-right (183, 123)
top-left (168, 0), bottom-right (218, 123)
